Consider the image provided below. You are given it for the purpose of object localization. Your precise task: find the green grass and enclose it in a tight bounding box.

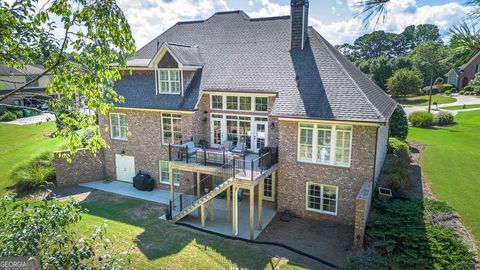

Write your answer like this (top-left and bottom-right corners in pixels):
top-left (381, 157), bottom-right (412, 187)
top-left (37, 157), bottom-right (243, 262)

top-left (408, 110), bottom-right (480, 248)
top-left (396, 95), bottom-right (457, 106)
top-left (0, 122), bottom-right (61, 193)
top-left (77, 193), bottom-right (305, 269)
top-left (441, 104), bottom-right (480, 110)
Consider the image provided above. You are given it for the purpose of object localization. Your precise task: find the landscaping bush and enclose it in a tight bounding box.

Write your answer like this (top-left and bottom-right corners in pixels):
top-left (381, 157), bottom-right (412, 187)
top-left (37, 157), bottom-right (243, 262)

top-left (383, 138), bottom-right (411, 194)
top-left (442, 83), bottom-right (453, 92)
top-left (0, 111), bottom-right (17, 121)
top-left (444, 90), bottom-right (451, 96)
top-left (474, 88), bottom-right (480, 96)
top-left (459, 90), bottom-right (465, 95)
top-left (434, 111), bottom-right (454, 126)
top-left (346, 200), bottom-right (474, 270)
top-left (388, 137), bottom-right (411, 160)
top-left (463, 85), bottom-right (474, 92)
top-left (10, 152), bottom-right (56, 192)
top-left (409, 111), bottom-right (433, 128)
top-left (389, 105), bottom-right (408, 141)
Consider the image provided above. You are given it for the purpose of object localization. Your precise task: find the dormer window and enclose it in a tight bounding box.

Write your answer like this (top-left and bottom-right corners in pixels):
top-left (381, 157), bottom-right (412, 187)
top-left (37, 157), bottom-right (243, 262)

top-left (158, 69), bottom-right (180, 94)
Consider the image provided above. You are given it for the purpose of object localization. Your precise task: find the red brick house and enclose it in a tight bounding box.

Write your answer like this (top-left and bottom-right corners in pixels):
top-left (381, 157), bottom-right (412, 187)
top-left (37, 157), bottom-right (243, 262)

top-left (446, 51), bottom-right (480, 89)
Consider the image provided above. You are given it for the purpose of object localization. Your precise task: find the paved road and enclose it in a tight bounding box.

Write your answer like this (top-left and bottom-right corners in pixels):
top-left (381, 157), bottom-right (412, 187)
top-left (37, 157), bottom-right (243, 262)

top-left (402, 94), bottom-right (480, 116)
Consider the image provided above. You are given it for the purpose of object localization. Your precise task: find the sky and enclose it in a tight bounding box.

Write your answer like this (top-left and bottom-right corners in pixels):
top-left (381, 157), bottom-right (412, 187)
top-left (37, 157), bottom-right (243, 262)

top-left (116, 0), bottom-right (472, 49)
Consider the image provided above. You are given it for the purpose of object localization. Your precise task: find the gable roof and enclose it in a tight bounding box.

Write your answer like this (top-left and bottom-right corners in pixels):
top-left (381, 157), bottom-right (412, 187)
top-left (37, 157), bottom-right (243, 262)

top-left (446, 50), bottom-right (480, 76)
top-left (119, 10), bottom-right (396, 123)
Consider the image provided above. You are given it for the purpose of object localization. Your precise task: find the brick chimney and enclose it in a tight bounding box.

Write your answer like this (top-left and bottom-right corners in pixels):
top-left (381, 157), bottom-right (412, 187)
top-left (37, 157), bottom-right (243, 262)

top-left (290, 0), bottom-right (309, 50)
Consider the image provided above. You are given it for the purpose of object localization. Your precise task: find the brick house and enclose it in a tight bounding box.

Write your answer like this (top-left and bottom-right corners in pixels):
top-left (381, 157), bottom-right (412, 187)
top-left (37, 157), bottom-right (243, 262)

top-left (89, 1), bottom-right (396, 242)
top-left (445, 51), bottom-right (480, 89)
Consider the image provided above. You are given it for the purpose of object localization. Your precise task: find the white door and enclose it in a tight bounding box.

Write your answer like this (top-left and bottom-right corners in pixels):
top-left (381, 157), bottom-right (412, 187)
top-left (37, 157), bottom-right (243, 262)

top-left (263, 174), bottom-right (275, 202)
top-left (253, 122), bottom-right (268, 152)
top-left (115, 154), bottom-right (135, 183)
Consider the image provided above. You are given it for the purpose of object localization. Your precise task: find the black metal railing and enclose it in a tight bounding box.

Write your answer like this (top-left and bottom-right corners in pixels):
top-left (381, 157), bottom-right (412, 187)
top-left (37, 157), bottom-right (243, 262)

top-left (168, 162), bottom-right (234, 220)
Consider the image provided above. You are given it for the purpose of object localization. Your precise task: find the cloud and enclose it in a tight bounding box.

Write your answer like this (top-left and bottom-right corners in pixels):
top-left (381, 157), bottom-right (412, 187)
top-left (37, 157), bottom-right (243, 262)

top-left (313, 0), bottom-right (471, 45)
top-left (117, 0), bottom-right (229, 48)
top-left (248, 0), bottom-right (290, 18)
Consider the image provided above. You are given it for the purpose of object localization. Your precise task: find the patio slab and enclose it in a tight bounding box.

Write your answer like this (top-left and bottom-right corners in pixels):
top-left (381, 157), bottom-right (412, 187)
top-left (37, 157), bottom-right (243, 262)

top-left (164, 198), bottom-right (276, 240)
top-left (80, 180), bottom-right (180, 204)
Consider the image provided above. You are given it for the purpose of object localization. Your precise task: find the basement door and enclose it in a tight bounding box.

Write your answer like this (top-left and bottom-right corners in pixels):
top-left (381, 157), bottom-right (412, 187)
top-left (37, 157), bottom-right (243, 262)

top-left (115, 154), bottom-right (135, 183)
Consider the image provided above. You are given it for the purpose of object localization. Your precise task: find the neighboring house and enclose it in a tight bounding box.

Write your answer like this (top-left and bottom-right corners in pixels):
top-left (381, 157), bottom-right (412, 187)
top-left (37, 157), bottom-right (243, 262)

top-left (445, 51), bottom-right (480, 89)
top-left (0, 64), bottom-right (52, 109)
top-left (93, 1), bottom-right (395, 243)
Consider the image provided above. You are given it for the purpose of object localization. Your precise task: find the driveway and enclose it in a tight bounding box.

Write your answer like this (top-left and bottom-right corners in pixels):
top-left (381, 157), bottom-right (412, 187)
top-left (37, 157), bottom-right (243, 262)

top-left (257, 215), bottom-right (353, 269)
top-left (402, 94), bottom-right (480, 116)
top-left (5, 112), bottom-right (55, 125)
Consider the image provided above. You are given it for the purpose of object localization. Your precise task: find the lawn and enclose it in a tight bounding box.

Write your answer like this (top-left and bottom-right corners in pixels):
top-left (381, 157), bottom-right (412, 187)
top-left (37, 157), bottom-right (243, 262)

top-left (408, 110), bottom-right (480, 248)
top-left (0, 122), bottom-right (61, 193)
top-left (441, 104), bottom-right (480, 110)
top-left (396, 95), bottom-right (457, 106)
top-left (77, 191), bottom-right (305, 269)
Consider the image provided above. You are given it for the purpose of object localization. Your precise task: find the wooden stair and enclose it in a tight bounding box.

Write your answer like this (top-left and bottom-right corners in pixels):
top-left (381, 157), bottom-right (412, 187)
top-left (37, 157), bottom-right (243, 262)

top-left (172, 178), bottom-right (234, 222)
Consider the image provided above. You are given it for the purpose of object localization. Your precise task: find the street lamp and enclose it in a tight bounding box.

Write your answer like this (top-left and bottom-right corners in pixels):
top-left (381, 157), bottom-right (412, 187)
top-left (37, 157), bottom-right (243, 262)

top-left (421, 61), bottom-right (442, 113)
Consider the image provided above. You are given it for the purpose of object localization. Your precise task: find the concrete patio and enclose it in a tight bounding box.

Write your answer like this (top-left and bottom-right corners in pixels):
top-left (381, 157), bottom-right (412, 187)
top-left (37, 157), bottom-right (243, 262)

top-left (80, 180), bottom-right (276, 240)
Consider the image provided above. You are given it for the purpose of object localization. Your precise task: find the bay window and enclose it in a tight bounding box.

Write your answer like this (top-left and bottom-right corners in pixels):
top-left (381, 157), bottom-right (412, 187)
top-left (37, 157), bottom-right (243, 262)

top-left (306, 183), bottom-right (338, 215)
top-left (298, 123), bottom-right (352, 167)
top-left (161, 113), bottom-right (182, 144)
top-left (110, 113), bottom-right (128, 140)
top-left (158, 69), bottom-right (180, 94)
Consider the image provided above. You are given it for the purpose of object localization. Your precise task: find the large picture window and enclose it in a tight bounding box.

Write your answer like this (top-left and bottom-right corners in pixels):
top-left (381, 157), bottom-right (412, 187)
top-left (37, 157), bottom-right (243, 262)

top-left (306, 183), bottom-right (338, 215)
top-left (110, 113), bottom-right (128, 140)
top-left (298, 123), bottom-right (352, 167)
top-left (162, 113), bottom-right (182, 144)
top-left (158, 69), bottom-right (180, 94)
top-left (159, 161), bottom-right (180, 186)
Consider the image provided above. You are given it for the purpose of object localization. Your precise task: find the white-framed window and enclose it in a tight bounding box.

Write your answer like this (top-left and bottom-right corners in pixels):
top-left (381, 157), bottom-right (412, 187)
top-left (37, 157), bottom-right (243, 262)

top-left (110, 113), bottom-right (128, 140)
top-left (210, 94), bottom-right (269, 113)
top-left (159, 161), bottom-right (180, 186)
top-left (306, 182), bottom-right (338, 215)
top-left (158, 69), bottom-right (180, 94)
top-left (161, 113), bottom-right (182, 145)
top-left (298, 123), bottom-right (352, 167)
top-left (255, 97), bottom-right (268, 112)
top-left (476, 64), bottom-right (480, 74)
top-left (211, 95), bottom-right (223, 109)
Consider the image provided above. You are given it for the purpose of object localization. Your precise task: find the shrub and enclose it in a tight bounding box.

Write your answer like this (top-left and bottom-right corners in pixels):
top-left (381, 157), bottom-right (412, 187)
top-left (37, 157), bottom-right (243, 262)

top-left (389, 105), bottom-right (408, 141)
top-left (444, 90), bottom-right (451, 96)
top-left (459, 90), bottom-right (465, 95)
top-left (409, 111), bottom-right (433, 128)
top-left (7, 107), bottom-right (23, 118)
top-left (383, 138), bottom-right (411, 194)
top-left (442, 83), bottom-right (453, 92)
top-left (388, 137), bottom-right (411, 160)
top-left (11, 152), bottom-right (56, 192)
top-left (452, 87), bottom-right (457, 93)
top-left (434, 111), bottom-right (454, 126)
top-left (463, 85), bottom-right (474, 92)
top-left (387, 68), bottom-right (423, 97)
top-left (0, 111), bottom-right (17, 121)
top-left (474, 88), bottom-right (480, 96)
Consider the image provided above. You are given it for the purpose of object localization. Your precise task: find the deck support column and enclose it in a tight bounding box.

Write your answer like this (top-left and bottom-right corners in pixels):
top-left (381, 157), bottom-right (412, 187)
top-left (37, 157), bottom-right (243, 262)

top-left (169, 164), bottom-right (174, 211)
top-left (249, 185), bottom-right (255, 240)
top-left (226, 186), bottom-right (231, 223)
top-left (200, 204), bottom-right (206, 227)
top-left (209, 198), bottom-right (215, 221)
top-left (197, 171), bottom-right (201, 218)
top-left (258, 179), bottom-right (264, 230)
top-left (232, 185), bottom-right (238, 236)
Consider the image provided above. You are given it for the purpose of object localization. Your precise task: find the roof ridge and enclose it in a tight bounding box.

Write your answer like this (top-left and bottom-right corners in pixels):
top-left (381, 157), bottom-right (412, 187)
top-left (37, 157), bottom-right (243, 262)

top-left (166, 42), bottom-right (198, 48)
top-left (310, 29), bottom-right (384, 121)
top-left (250, 15), bottom-right (290, 21)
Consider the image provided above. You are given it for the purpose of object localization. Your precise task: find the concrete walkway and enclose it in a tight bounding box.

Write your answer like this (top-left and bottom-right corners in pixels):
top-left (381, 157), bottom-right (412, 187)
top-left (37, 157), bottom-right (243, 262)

top-left (5, 112), bottom-right (55, 125)
top-left (402, 94), bottom-right (480, 116)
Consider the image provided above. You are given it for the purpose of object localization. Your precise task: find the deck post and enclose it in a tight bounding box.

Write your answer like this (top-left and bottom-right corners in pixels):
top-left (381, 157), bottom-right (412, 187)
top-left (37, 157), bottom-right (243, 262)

top-left (201, 204), bottom-right (206, 227)
top-left (197, 171), bottom-right (201, 218)
top-left (232, 185), bottom-right (238, 236)
top-left (226, 186), bottom-right (231, 223)
top-left (249, 185), bottom-right (255, 240)
top-left (209, 198), bottom-right (215, 221)
top-left (258, 179), bottom-right (263, 230)
top-left (169, 164), bottom-right (174, 211)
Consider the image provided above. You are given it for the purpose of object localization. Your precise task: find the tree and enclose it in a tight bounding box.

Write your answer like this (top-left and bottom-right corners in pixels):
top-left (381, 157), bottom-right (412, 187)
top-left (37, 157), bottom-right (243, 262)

top-left (0, 195), bottom-right (129, 268)
top-left (353, 30), bottom-right (402, 59)
top-left (389, 105), bottom-right (408, 141)
top-left (357, 56), bottom-right (412, 90)
top-left (448, 22), bottom-right (480, 66)
top-left (399, 24), bottom-right (443, 52)
top-left (409, 41), bottom-right (449, 86)
top-left (387, 68), bottom-right (423, 97)
top-left (0, 0), bottom-right (136, 158)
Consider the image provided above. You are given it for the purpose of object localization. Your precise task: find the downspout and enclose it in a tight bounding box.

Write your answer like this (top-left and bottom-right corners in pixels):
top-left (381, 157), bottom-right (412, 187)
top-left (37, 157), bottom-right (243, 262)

top-left (372, 125), bottom-right (380, 191)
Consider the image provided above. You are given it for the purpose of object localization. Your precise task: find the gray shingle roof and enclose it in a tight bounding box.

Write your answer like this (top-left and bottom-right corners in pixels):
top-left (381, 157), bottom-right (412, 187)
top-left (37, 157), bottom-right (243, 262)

top-left (118, 10), bottom-right (396, 123)
top-left (164, 43), bottom-right (203, 67)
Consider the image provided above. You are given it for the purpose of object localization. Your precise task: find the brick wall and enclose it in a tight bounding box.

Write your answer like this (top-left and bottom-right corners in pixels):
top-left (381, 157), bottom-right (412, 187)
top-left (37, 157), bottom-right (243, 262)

top-left (276, 120), bottom-right (377, 226)
top-left (354, 181), bottom-right (373, 248)
top-left (458, 53), bottom-right (480, 89)
top-left (54, 149), bottom-right (105, 186)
